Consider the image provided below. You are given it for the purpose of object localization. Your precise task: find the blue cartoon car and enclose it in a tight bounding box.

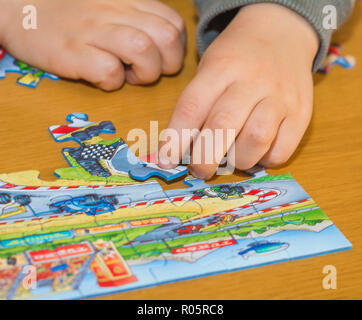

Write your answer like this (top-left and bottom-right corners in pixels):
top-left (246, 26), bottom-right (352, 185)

top-left (49, 194), bottom-right (118, 216)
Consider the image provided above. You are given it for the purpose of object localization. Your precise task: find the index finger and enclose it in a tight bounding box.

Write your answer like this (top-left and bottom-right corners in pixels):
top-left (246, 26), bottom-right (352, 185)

top-left (158, 69), bottom-right (229, 168)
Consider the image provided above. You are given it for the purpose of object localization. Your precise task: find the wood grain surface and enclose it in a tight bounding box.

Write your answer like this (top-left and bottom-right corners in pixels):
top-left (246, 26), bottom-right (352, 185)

top-left (0, 0), bottom-right (361, 299)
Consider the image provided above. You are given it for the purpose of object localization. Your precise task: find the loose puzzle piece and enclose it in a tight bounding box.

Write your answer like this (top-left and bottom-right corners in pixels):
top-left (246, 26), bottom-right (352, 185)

top-left (318, 43), bottom-right (356, 74)
top-left (49, 113), bottom-right (114, 144)
top-left (0, 47), bottom-right (59, 88)
top-left (0, 53), bottom-right (22, 77)
top-left (0, 113), bottom-right (353, 300)
top-left (49, 113), bottom-right (188, 183)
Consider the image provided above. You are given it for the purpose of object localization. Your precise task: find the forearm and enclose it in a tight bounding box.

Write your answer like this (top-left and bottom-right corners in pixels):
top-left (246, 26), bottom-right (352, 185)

top-left (193, 0), bottom-right (355, 71)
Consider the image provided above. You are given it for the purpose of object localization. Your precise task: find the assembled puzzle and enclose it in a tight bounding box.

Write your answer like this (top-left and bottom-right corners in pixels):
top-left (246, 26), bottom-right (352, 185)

top-left (0, 113), bottom-right (352, 300)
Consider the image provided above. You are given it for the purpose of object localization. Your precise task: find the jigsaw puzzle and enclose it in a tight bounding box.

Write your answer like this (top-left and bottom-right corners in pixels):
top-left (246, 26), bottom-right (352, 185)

top-left (0, 114), bottom-right (352, 300)
top-left (49, 113), bottom-right (188, 183)
top-left (0, 47), bottom-right (59, 88)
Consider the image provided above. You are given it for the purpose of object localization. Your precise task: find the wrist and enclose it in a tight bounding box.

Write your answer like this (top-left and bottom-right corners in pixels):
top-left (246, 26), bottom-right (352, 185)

top-left (233, 3), bottom-right (319, 68)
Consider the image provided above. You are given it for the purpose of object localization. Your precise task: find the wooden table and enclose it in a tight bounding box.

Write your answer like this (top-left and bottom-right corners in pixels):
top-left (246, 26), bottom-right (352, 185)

top-left (0, 1), bottom-right (361, 299)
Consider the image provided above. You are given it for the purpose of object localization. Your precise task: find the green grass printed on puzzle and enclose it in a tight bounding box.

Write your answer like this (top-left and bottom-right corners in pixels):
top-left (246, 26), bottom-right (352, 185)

top-left (0, 206), bottom-right (330, 260)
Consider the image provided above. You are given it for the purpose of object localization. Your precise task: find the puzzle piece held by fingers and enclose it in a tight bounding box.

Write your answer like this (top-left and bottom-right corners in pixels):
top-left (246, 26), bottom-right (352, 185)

top-left (49, 113), bottom-right (188, 183)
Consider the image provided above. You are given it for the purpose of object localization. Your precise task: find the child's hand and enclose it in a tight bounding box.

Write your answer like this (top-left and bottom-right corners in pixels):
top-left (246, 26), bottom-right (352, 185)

top-left (159, 3), bottom-right (319, 179)
top-left (1, 0), bottom-right (185, 90)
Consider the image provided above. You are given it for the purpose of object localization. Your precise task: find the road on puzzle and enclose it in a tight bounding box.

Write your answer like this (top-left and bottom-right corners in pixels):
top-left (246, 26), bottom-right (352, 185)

top-left (0, 173), bottom-right (342, 300)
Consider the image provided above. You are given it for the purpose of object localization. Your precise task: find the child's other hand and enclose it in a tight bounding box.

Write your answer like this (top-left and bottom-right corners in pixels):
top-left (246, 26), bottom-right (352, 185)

top-left (159, 3), bottom-right (319, 179)
top-left (1, 0), bottom-right (185, 90)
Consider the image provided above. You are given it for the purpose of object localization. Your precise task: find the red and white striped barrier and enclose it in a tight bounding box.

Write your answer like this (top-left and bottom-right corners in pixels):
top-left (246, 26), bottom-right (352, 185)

top-left (0, 186), bottom-right (281, 225)
top-left (257, 198), bottom-right (312, 214)
top-left (0, 182), bottom-right (125, 191)
top-left (209, 198), bottom-right (312, 219)
top-left (121, 188), bottom-right (279, 209)
top-left (123, 194), bottom-right (208, 209)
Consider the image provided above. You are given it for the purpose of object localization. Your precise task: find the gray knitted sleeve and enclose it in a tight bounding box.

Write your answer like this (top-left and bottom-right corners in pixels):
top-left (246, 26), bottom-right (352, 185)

top-left (193, 0), bottom-right (354, 71)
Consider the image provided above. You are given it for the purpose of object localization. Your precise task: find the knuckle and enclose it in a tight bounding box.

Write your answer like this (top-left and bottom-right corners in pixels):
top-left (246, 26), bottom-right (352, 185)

top-left (210, 111), bottom-right (237, 129)
top-left (284, 90), bottom-right (297, 107)
top-left (204, 55), bottom-right (237, 79)
top-left (173, 14), bottom-right (186, 34)
top-left (207, 56), bottom-right (231, 71)
top-left (245, 127), bottom-right (272, 146)
top-left (143, 70), bottom-right (161, 83)
top-left (278, 86), bottom-right (298, 110)
top-left (164, 58), bottom-right (183, 75)
top-left (132, 31), bottom-right (153, 54)
top-left (161, 23), bottom-right (180, 46)
top-left (100, 59), bottom-right (121, 81)
top-left (81, 17), bottom-right (97, 29)
top-left (95, 61), bottom-right (123, 91)
top-left (178, 100), bottom-right (201, 121)
top-left (298, 102), bottom-right (313, 122)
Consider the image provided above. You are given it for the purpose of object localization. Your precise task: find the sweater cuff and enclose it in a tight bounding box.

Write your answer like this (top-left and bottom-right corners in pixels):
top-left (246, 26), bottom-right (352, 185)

top-left (194, 0), bottom-right (354, 72)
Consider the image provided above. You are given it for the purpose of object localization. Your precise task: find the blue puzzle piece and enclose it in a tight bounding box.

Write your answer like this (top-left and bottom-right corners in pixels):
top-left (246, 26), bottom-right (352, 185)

top-left (110, 142), bottom-right (188, 182)
top-left (129, 163), bottom-right (188, 182)
top-left (127, 152), bottom-right (188, 182)
top-left (49, 113), bottom-right (188, 183)
top-left (243, 165), bottom-right (268, 178)
top-left (0, 53), bottom-right (22, 78)
top-left (110, 143), bottom-right (144, 172)
top-left (0, 49), bottom-right (59, 88)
